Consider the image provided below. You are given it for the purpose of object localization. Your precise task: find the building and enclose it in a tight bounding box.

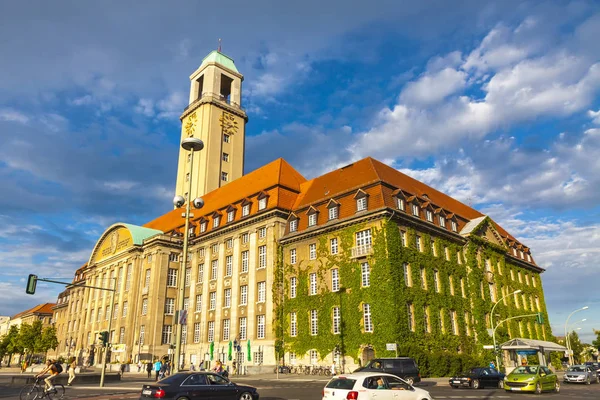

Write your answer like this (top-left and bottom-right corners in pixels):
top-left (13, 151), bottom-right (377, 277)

top-left (52, 49), bottom-right (550, 372)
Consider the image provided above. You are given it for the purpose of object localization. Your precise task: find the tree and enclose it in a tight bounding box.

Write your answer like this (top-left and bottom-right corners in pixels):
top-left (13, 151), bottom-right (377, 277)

top-left (39, 326), bottom-right (59, 356)
top-left (592, 330), bottom-right (600, 352)
top-left (5, 325), bottom-right (21, 366)
top-left (568, 331), bottom-right (585, 364)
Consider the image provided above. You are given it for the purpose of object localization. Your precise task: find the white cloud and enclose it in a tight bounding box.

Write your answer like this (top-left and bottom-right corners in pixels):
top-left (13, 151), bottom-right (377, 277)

top-left (156, 91), bottom-right (186, 119)
top-left (0, 108), bottom-right (29, 124)
top-left (589, 109), bottom-right (600, 125)
top-left (399, 68), bottom-right (467, 106)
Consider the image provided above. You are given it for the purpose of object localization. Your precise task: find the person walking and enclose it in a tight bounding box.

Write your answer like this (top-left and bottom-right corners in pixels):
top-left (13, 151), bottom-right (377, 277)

top-left (137, 360), bottom-right (142, 372)
top-left (146, 361), bottom-right (153, 378)
top-left (67, 357), bottom-right (77, 386)
top-left (331, 361), bottom-right (337, 376)
top-left (154, 359), bottom-right (162, 381)
top-left (232, 361), bottom-right (237, 376)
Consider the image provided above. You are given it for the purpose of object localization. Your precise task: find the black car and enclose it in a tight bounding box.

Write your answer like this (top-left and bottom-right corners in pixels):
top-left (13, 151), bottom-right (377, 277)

top-left (139, 371), bottom-right (259, 400)
top-left (354, 357), bottom-right (421, 384)
top-left (449, 367), bottom-right (506, 389)
top-left (584, 362), bottom-right (600, 377)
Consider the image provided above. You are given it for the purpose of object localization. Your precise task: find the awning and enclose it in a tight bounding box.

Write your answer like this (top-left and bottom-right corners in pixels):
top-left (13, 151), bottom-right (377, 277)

top-left (500, 338), bottom-right (567, 352)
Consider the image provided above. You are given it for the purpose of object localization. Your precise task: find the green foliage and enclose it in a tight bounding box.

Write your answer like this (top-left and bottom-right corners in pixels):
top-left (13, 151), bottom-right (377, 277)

top-left (592, 329), bottom-right (600, 350)
top-left (275, 217), bottom-right (551, 377)
top-left (0, 322), bottom-right (58, 362)
top-left (568, 331), bottom-right (584, 364)
top-left (40, 326), bottom-right (59, 353)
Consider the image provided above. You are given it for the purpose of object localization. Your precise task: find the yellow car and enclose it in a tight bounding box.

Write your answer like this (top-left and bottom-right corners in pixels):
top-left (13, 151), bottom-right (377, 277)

top-left (504, 365), bottom-right (560, 394)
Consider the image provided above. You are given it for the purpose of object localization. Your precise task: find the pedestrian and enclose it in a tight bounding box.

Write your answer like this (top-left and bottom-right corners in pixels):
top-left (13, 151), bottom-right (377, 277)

top-left (331, 361), bottom-right (336, 376)
top-left (190, 362), bottom-right (196, 371)
top-left (137, 360), bottom-right (142, 372)
top-left (199, 360), bottom-right (206, 371)
top-left (154, 359), bottom-right (162, 381)
top-left (232, 361), bottom-right (237, 376)
top-left (67, 357), bottom-right (77, 386)
top-left (120, 363), bottom-right (126, 377)
top-left (146, 362), bottom-right (153, 378)
top-left (212, 360), bottom-right (224, 374)
top-left (489, 361), bottom-right (496, 370)
top-left (165, 360), bottom-right (171, 376)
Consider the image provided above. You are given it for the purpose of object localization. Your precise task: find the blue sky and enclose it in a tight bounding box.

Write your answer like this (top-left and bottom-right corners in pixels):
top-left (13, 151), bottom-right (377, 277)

top-left (1, 0), bottom-right (599, 342)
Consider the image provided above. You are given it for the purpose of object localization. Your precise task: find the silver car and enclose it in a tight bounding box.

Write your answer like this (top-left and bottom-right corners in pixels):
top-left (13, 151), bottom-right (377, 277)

top-left (564, 365), bottom-right (599, 385)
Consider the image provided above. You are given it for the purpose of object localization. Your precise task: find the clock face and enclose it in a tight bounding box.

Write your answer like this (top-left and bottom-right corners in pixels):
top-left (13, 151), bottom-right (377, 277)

top-left (185, 112), bottom-right (197, 136)
top-left (220, 112), bottom-right (238, 135)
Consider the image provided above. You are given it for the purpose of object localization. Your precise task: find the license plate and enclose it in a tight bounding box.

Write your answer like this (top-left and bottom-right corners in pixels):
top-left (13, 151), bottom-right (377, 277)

top-left (142, 389), bottom-right (152, 395)
top-left (511, 387), bottom-right (521, 391)
top-left (453, 381), bottom-right (461, 384)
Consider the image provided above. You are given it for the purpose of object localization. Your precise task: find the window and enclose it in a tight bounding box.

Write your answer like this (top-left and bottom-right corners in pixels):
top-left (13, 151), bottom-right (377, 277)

top-left (310, 310), bottom-right (318, 335)
top-left (197, 263), bottom-right (204, 283)
top-left (330, 238), bottom-right (338, 255)
top-left (290, 249), bottom-right (296, 264)
top-left (415, 235), bottom-right (422, 252)
top-left (139, 325), bottom-right (145, 345)
top-left (310, 350), bottom-right (318, 365)
top-left (221, 172), bottom-right (228, 182)
top-left (113, 303), bottom-right (119, 319)
top-left (412, 203), bottom-right (419, 216)
top-left (181, 325), bottom-right (187, 344)
top-left (195, 294), bottom-right (202, 313)
top-left (331, 268), bottom-right (339, 292)
top-left (258, 197), bottom-right (267, 210)
top-left (290, 312), bottom-right (297, 337)
top-left (328, 206), bottom-right (338, 220)
top-left (308, 213), bottom-right (317, 227)
top-left (142, 299), bottom-right (148, 315)
top-left (423, 306), bottom-right (430, 333)
top-left (169, 253), bottom-right (179, 262)
top-left (224, 288), bottom-right (231, 307)
top-left (126, 264), bottom-right (132, 290)
top-left (162, 325), bottom-right (172, 345)
top-left (97, 308), bottom-right (102, 322)
top-left (525, 274), bottom-right (530, 286)
top-left (212, 243), bottom-right (219, 253)
top-left (363, 303), bottom-right (373, 332)
top-left (239, 317), bottom-right (247, 340)
top-left (400, 230), bottom-right (407, 247)
top-left (211, 260), bottom-right (218, 280)
top-left (225, 255), bottom-right (233, 276)
top-left (122, 301), bottom-right (128, 317)
top-left (489, 283), bottom-right (496, 302)
top-left (407, 303), bottom-right (415, 332)
top-left (332, 307), bottom-right (340, 334)
top-left (309, 273), bottom-right (317, 295)
top-left (450, 310), bottom-right (458, 335)
top-left (242, 232), bottom-right (249, 244)
top-left (257, 315), bottom-right (266, 339)
top-left (426, 210), bottom-right (433, 222)
top-left (532, 276), bottom-right (537, 287)
top-left (403, 263), bottom-right (411, 286)
top-left (184, 297), bottom-right (190, 311)
top-left (257, 281), bottom-right (266, 303)
top-left (258, 245), bottom-right (267, 269)
top-left (519, 250), bottom-right (524, 259)
top-left (258, 226), bottom-right (267, 239)
top-left (449, 276), bottom-right (454, 296)
top-left (289, 219), bottom-right (298, 232)
top-left (144, 269), bottom-right (151, 288)
top-left (518, 271), bottom-right (522, 283)
top-left (290, 277), bottom-right (297, 298)
top-left (356, 196), bottom-right (368, 211)
top-left (444, 246), bottom-right (450, 261)
top-left (241, 251), bottom-right (249, 273)
top-left (200, 222), bottom-right (207, 233)
top-left (222, 319), bottom-right (230, 341)
top-left (222, 153), bottom-right (229, 162)
top-left (361, 262), bottom-right (370, 287)
top-left (397, 197), bottom-right (405, 211)
top-left (431, 241), bottom-right (436, 256)
top-left (526, 253), bottom-right (532, 262)
top-left (451, 220), bottom-right (457, 232)
top-left (207, 321), bottom-right (215, 342)
top-left (223, 134), bottom-right (230, 143)
top-left (439, 309), bottom-right (445, 332)
top-left (185, 267), bottom-right (191, 287)
top-left (420, 267), bottom-right (427, 290)
top-left (165, 298), bottom-right (175, 315)
top-left (439, 215), bottom-right (446, 228)
top-left (464, 312), bottom-right (471, 336)
top-left (185, 172), bottom-right (190, 182)
top-left (194, 323), bottom-right (201, 343)
top-left (209, 292), bottom-right (216, 310)
top-left (242, 204), bottom-right (250, 217)
top-left (309, 243), bottom-right (317, 260)
top-left (240, 285), bottom-right (248, 305)
top-left (433, 270), bottom-right (440, 292)
top-left (227, 210), bottom-right (235, 222)
top-left (213, 215), bottom-right (220, 228)
top-left (167, 269), bottom-right (177, 287)
top-left (356, 229), bottom-right (372, 247)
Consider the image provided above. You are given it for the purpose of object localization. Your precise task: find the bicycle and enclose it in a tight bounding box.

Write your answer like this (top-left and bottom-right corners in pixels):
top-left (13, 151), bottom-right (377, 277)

top-left (20, 377), bottom-right (65, 400)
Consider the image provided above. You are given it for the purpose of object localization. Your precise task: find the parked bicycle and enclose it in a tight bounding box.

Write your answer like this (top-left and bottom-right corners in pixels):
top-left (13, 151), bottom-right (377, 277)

top-left (19, 377), bottom-right (65, 400)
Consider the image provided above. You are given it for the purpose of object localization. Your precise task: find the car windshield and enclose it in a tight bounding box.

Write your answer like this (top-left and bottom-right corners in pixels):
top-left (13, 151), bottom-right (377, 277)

top-left (568, 366), bottom-right (585, 372)
top-left (326, 378), bottom-right (356, 390)
top-left (512, 366), bottom-right (538, 375)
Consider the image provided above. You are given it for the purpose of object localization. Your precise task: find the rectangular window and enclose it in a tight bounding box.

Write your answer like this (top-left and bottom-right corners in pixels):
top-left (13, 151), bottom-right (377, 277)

top-left (330, 238), bottom-right (338, 255)
top-left (289, 219), bottom-right (298, 232)
top-left (451, 220), bottom-right (457, 232)
top-left (331, 268), bottom-right (339, 292)
top-left (361, 262), bottom-right (370, 287)
top-left (213, 215), bottom-right (221, 228)
top-left (356, 197), bottom-right (367, 211)
top-left (290, 277), bottom-right (297, 298)
top-left (257, 281), bottom-right (266, 303)
top-left (449, 276), bottom-right (454, 296)
top-left (165, 298), bottom-right (175, 315)
top-left (465, 312), bottom-right (471, 336)
top-left (207, 321), bottom-right (215, 342)
top-left (222, 152), bottom-right (229, 162)
top-left (332, 307), bottom-right (340, 334)
top-left (257, 315), bottom-right (265, 339)
top-left (223, 134), bottom-right (230, 143)
top-left (227, 210), bottom-right (235, 222)
top-left (242, 232), bottom-right (249, 244)
top-left (308, 213), bottom-right (317, 226)
top-left (421, 267), bottom-right (427, 290)
top-left (144, 269), bottom-right (151, 288)
top-left (397, 197), bottom-right (405, 211)
top-left (209, 292), bottom-right (216, 310)
top-left (426, 210), bottom-right (433, 222)
top-left (290, 312), bottom-right (297, 337)
top-left (139, 325), bottom-right (145, 345)
top-left (431, 241), bottom-right (436, 256)
top-left (258, 245), bottom-right (267, 269)
top-left (415, 235), bottom-right (422, 252)
top-left (403, 263), bottom-right (411, 286)
top-left (241, 250), bottom-right (249, 273)
top-left (242, 204), bottom-right (250, 217)
top-left (198, 247), bottom-right (205, 258)
top-left (194, 323), bottom-right (201, 343)
top-left (126, 264), bottom-right (132, 290)
top-left (328, 206), bottom-right (338, 220)
top-left (240, 285), bottom-right (248, 305)
top-left (355, 229), bottom-right (372, 247)
top-left (310, 309), bottom-right (318, 336)
top-left (439, 215), bottom-right (446, 228)
top-left (444, 246), bottom-right (450, 261)
top-left (363, 303), bottom-right (373, 333)
top-left (412, 203), bottom-right (419, 216)
top-left (122, 301), bottom-right (128, 317)
top-left (162, 325), bottom-right (172, 345)
top-left (197, 263), bottom-right (204, 283)
top-left (309, 243), bottom-right (317, 260)
top-left (258, 197), bottom-right (267, 210)
top-left (309, 273), bottom-right (317, 295)
top-left (407, 303), bottom-right (414, 332)
top-left (195, 294), bottom-right (202, 313)
top-left (489, 283), bottom-right (496, 302)
top-left (142, 299), bottom-right (148, 315)
top-left (167, 269), bottom-right (177, 287)
top-left (434, 270), bottom-right (440, 293)
top-left (423, 305), bottom-right (430, 333)
top-left (225, 255), bottom-right (233, 276)
top-left (400, 230), bottom-right (407, 247)
top-left (222, 319), bottom-right (230, 341)
top-left (181, 325), bottom-right (187, 344)
top-left (258, 226), bottom-right (267, 239)
top-left (439, 309), bottom-right (445, 332)
top-left (200, 222), bottom-right (207, 233)
top-left (450, 310), bottom-right (458, 335)
top-left (185, 267), bottom-right (191, 287)
top-left (212, 243), bottom-right (219, 253)
top-left (460, 278), bottom-right (466, 297)
top-left (113, 303), bottom-right (119, 319)
top-left (169, 253), bottom-right (179, 262)
top-left (310, 350), bottom-right (318, 365)
top-left (211, 259), bottom-right (218, 280)
top-left (224, 288), bottom-right (231, 307)
top-left (290, 248), bottom-right (297, 264)
top-left (239, 317), bottom-right (247, 340)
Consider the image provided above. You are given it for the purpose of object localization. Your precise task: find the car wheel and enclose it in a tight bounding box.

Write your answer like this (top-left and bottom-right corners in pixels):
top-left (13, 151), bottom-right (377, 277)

top-left (177, 397), bottom-right (191, 400)
top-left (472, 379), bottom-right (480, 389)
top-left (498, 380), bottom-right (504, 389)
top-left (535, 382), bottom-right (542, 394)
top-left (554, 381), bottom-right (560, 393)
top-left (239, 392), bottom-right (253, 400)
top-left (404, 377), bottom-right (414, 386)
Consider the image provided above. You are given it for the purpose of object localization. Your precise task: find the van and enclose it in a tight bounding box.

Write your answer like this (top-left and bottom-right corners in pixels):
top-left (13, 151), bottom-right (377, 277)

top-left (354, 357), bottom-right (421, 384)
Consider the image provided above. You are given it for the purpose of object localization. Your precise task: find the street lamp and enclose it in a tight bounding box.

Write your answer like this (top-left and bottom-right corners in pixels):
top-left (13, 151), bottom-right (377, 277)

top-left (564, 306), bottom-right (589, 366)
top-left (173, 137), bottom-right (205, 374)
top-left (491, 289), bottom-right (522, 371)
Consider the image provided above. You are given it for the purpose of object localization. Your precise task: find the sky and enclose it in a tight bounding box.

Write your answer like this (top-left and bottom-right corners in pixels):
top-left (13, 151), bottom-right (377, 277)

top-left (0, 0), bottom-right (599, 342)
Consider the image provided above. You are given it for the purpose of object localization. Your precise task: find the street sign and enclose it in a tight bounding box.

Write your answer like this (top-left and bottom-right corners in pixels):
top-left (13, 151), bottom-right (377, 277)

top-left (386, 343), bottom-right (397, 351)
top-left (483, 345), bottom-right (495, 349)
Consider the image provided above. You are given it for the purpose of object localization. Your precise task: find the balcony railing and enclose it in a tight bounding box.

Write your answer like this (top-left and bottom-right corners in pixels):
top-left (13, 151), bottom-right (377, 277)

top-left (184, 93), bottom-right (243, 112)
top-left (351, 244), bottom-right (373, 258)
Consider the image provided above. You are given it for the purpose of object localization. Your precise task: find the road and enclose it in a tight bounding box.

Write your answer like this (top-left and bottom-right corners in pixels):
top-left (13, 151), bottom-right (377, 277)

top-left (2, 375), bottom-right (600, 399)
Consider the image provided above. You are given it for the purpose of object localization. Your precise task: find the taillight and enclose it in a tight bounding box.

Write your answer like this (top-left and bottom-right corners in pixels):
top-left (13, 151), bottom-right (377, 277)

top-left (154, 389), bottom-right (165, 398)
top-left (346, 391), bottom-right (359, 400)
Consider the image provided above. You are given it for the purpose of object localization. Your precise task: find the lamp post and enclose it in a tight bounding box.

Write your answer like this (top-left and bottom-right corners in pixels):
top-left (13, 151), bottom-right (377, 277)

top-left (491, 289), bottom-right (522, 371)
top-left (564, 306), bottom-right (589, 366)
top-left (173, 137), bottom-right (205, 374)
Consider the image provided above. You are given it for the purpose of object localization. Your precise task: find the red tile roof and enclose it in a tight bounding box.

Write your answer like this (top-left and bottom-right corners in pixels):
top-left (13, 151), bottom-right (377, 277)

top-left (12, 303), bottom-right (56, 319)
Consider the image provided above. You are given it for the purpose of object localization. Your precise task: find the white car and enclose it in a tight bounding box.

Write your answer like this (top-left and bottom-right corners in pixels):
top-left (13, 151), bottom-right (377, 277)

top-left (322, 372), bottom-right (433, 400)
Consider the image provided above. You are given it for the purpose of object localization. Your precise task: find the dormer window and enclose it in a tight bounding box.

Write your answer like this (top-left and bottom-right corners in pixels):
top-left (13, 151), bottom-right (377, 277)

top-left (308, 213), bottom-right (317, 227)
top-left (242, 203), bottom-right (250, 217)
top-left (188, 226), bottom-right (195, 237)
top-left (397, 198), bottom-right (405, 211)
top-left (200, 221), bottom-right (207, 233)
top-left (328, 207), bottom-right (338, 220)
top-left (412, 203), bottom-right (420, 216)
top-left (289, 219), bottom-right (298, 232)
top-left (451, 220), bottom-right (457, 232)
top-left (213, 215), bottom-right (220, 228)
top-left (227, 209), bottom-right (235, 223)
top-left (439, 215), bottom-right (446, 228)
top-left (426, 210), bottom-right (433, 222)
top-left (512, 248), bottom-right (517, 256)
top-left (356, 197), bottom-right (367, 211)
top-left (519, 250), bottom-right (524, 259)
top-left (526, 254), bottom-right (531, 262)
top-left (258, 195), bottom-right (268, 210)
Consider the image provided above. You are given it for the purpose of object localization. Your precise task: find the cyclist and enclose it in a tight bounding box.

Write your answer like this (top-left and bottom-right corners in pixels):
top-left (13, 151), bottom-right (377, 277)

top-left (36, 359), bottom-right (61, 393)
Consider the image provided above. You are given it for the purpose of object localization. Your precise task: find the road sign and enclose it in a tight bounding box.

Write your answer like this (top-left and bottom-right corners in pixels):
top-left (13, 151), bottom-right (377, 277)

top-left (386, 343), bottom-right (397, 351)
top-left (483, 345), bottom-right (495, 349)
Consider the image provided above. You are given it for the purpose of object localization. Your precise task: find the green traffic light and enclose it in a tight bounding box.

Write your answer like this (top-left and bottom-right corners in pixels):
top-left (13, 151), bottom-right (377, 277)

top-left (26, 274), bottom-right (38, 295)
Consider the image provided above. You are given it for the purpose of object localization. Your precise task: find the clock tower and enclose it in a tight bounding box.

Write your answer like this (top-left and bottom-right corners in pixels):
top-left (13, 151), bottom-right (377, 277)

top-left (175, 50), bottom-right (247, 203)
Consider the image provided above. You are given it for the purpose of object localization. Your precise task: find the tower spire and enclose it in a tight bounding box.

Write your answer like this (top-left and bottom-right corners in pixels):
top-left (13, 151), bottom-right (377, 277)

top-left (218, 38), bottom-right (222, 53)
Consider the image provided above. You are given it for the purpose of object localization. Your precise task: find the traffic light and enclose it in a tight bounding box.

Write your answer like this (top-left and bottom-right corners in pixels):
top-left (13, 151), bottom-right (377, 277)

top-left (536, 312), bottom-right (544, 324)
top-left (99, 331), bottom-right (109, 346)
top-left (26, 274), bottom-right (38, 295)
top-left (495, 344), bottom-right (501, 353)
